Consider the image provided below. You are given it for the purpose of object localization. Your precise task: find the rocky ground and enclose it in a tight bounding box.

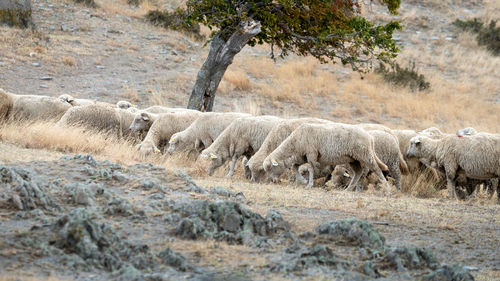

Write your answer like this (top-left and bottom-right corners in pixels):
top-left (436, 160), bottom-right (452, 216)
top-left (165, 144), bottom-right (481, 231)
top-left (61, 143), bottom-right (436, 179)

top-left (0, 154), bottom-right (486, 280)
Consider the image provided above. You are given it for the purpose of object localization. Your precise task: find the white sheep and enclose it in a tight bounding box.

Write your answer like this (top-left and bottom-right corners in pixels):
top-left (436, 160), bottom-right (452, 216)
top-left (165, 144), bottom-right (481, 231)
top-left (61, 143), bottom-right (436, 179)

top-left (419, 126), bottom-right (444, 138)
top-left (8, 92), bottom-right (71, 122)
top-left (263, 123), bottom-right (391, 192)
top-left (136, 111), bottom-right (203, 155)
top-left (199, 115), bottom-right (283, 177)
top-left (246, 117), bottom-right (331, 182)
top-left (116, 100), bottom-right (134, 110)
top-left (56, 104), bottom-right (137, 139)
top-left (456, 127), bottom-right (477, 137)
top-left (167, 112), bottom-right (251, 155)
top-left (129, 108), bottom-right (197, 133)
top-left (142, 106), bottom-right (198, 114)
top-left (328, 130), bottom-right (409, 191)
top-left (407, 133), bottom-right (500, 198)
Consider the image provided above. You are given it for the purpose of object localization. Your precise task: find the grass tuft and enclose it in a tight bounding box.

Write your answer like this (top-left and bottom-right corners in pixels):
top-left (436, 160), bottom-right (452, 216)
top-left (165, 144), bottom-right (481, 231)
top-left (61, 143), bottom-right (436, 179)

top-left (375, 61), bottom-right (431, 92)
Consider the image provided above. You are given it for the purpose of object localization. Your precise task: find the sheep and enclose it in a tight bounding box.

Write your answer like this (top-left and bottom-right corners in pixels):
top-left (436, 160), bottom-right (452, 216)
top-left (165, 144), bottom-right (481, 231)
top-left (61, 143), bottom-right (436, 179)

top-left (419, 127), bottom-right (444, 138)
top-left (129, 109), bottom-right (198, 134)
top-left (136, 111), bottom-right (203, 155)
top-left (58, 94), bottom-right (118, 108)
top-left (327, 130), bottom-right (409, 191)
top-left (357, 123), bottom-right (393, 134)
top-left (9, 93), bottom-right (71, 122)
top-left (407, 133), bottom-right (500, 198)
top-left (56, 104), bottom-right (137, 139)
top-left (199, 115), bottom-right (283, 177)
top-left (167, 112), bottom-right (251, 155)
top-left (246, 117), bottom-right (331, 182)
top-left (263, 123), bottom-right (391, 193)
top-left (0, 88), bottom-right (13, 122)
top-left (457, 127), bottom-right (477, 137)
top-left (116, 100), bottom-right (134, 109)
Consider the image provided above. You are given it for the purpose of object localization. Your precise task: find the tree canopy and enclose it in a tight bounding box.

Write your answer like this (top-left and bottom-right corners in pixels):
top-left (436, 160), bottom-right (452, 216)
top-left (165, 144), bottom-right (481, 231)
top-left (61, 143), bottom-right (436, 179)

top-left (184, 0), bottom-right (402, 72)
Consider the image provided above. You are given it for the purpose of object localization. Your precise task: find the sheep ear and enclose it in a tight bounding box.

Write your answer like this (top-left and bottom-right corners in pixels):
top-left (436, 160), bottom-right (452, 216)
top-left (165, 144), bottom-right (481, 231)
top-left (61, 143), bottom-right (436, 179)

top-left (271, 159), bottom-right (278, 166)
top-left (141, 113), bottom-right (150, 121)
top-left (210, 153), bottom-right (217, 159)
top-left (343, 171), bottom-right (350, 178)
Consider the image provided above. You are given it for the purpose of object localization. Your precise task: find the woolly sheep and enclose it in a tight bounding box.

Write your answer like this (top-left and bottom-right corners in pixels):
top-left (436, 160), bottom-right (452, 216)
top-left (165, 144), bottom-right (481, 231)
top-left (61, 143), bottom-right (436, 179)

top-left (246, 117), bottom-right (331, 182)
top-left (129, 109), bottom-right (198, 133)
top-left (56, 104), bottom-right (137, 139)
top-left (357, 123), bottom-right (393, 134)
top-left (116, 100), bottom-right (133, 109)
top-left (199, 115), bottom-right (283, 177)
top-left (419, 127), bottom-right (444, 138)
top-left (0, 88), bottom-right (13, 122)
top-left (58, 94), bottom-right (116, 108)
top-left (263, 123), bottom-right (391, 192)
top-left (142, 106), bottom-right (197, 114)
top-left (167, 112), bottom-right (251, 155)
top-left (407, 133), bottom-right (500, 198)
top-left (9, 93), bottom-right (71, 122)
top-left (136, 111), bottom-right (203, 155)
top-left (456, 127), bottom-right (477, 137)
top-left (329, 130), bottom-right (409, 191)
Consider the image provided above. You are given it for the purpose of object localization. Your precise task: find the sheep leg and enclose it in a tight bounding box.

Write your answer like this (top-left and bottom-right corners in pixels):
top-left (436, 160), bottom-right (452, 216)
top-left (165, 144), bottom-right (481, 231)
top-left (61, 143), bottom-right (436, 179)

top-left (346, 162), bottom-right (363, 192)
top-left (304, 163), bottom-right (315, 189)
top-left (445, 171), bottom-right (457, 199)
top-left (226, 154), bottom-right (240, 178)
top-left (321, 166), bottom-right (334, 186)
top-left (390, 163), bottom-right (402, 192)
top-left (293, 165), bottom-right (308, 185)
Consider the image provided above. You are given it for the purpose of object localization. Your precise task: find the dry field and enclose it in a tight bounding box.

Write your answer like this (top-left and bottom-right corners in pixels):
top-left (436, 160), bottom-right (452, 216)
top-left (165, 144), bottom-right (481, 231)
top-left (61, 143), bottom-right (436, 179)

top-left (1, 0), bottom-right (499, 280)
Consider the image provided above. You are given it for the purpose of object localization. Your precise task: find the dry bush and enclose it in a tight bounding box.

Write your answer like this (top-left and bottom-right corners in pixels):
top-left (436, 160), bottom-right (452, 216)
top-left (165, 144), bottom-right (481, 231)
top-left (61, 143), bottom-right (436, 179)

top-left (0, 121), bottom-right (148, 165)
top-left (61, 56), bottom-right (76, 67)
top-left (401, 168), bottom-right (445, 198)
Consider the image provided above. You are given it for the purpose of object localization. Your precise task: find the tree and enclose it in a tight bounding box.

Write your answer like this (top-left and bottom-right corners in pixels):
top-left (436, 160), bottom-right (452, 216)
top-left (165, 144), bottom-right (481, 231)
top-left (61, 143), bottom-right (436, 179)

top-left (184, 0), bottom-right (402, 111)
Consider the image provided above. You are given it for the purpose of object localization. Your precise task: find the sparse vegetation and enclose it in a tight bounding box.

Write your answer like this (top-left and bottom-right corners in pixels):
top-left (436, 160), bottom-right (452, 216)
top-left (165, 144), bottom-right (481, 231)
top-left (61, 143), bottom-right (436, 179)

top-left (453, 18), bottom-right (500, 56)
top-left (145, 9), bottom-right (203, 40)
top-left (73, 0), bottom-right (97, 8)
top-left (376, 61), bottom-right (431, 92)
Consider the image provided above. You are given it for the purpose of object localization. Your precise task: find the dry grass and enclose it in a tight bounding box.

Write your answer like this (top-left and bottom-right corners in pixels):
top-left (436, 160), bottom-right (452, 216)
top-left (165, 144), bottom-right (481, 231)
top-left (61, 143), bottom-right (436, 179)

top-left (0, 275), bottom-right (71, 281)
top-left (60, 56), bottom-right (76, 67)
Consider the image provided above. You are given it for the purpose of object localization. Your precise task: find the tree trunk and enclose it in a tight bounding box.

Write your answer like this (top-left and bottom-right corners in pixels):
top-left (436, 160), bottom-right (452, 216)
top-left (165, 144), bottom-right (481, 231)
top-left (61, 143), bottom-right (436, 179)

top-left (187, 20), bottom-right (261, 111)
top-left (0, 0), bottom-right (33, 28)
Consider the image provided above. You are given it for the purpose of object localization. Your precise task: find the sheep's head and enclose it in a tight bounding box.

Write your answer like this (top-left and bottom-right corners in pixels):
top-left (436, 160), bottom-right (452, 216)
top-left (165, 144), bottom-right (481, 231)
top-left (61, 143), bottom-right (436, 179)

top-left (129, 112), bottom-right (153, 132)
top-left (167, 133), bottom-right (185, 154)
top-left (59, 94), bottom-right (75, 105)
top-left (407, 136), bottom-right (427, 158)
top-left (117, 100), bottom-right (133, 109)
top-left (263, 157), bottom-right (286, 183)
top-left (199, 150), bottom-right (222, 175)
top-left (456, 127), bottom-right (477, 138)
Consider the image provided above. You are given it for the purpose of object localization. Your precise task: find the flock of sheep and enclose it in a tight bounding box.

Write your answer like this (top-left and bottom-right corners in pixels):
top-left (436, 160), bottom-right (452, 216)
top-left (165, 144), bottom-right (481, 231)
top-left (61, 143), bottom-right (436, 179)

top-left (1, 88), bottom-right (499, 201)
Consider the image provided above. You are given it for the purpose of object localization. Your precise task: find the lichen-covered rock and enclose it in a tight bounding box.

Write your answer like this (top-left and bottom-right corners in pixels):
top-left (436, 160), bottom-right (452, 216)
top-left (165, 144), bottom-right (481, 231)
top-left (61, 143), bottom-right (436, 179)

top-left (175, 170), bottom-right (207, 193)
top-left (0, 0), bottom-right (33, 28)
top-left (383, 246), bottom-right (439, 271)
top-left (104, 196), bottom-right (134, 216)
top-left (272, 244), bottom-right (348, 273)
top-left (158, 248), bottom-right (190, 271)
top-left (210, 186), bottom-right (247, 202)
top-left (64, 183), bottom-right (95, 206)
top-left (173, 200), bottom-right (289, 245)
top-left (422, 264), bottom-right (475, 281)
top-left (0, 166), bottom-right (58, 210)
top-left (316, 218), bottom-right (386, 252)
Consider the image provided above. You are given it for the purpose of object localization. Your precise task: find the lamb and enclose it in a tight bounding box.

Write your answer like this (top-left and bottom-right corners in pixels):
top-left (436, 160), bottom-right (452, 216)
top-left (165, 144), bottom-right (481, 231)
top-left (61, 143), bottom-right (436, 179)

top-left (56, 104), bottom-right (137, 139)
top-left (407, 133), bottom-right (500, 198)
top-left (327, 130), bottom-right (409, 191)
top-left (263, 123), bottom-right (391, 192)
top-left (0, 88), bottom-right (13, 122)
top-left (136, 111), bottom-right (203, 155)
top-left (199, 115), bottom-right (283, 177)
top-left (9, 92), bottom-right (71, 122)
top-left (246, 117), bottom-right (331, 182)
top-left (167, 112), bottom-right (251, 155)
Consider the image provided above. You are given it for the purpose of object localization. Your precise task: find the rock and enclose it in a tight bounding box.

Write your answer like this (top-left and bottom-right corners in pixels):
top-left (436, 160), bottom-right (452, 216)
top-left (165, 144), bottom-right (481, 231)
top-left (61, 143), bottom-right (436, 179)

top-left (96, 65), bottom-right (105, 69)
top-left (0, 0), bottom-right (33, 28)
top-left (32, 62), bottom-right (40, 67)
top-left (173, 200), bottom-right (289, 245)
top-left (383, 246), bottom-right (438, 271)
top-left (104, 196), bottom-right (134, 216)
top-left (40, 76), bottom-right (53, 80)
top-left (0, 166), bottom-right (58, 210)
top-left (40, 85), bottom-right (48, 89)
top-left (65, 183), bottom-right (95, 206)
top-left (315, 218), bottom-right (386, 251)
top-left (158, 248), bottom-right (190, 271)
top-left (422, 264), bottom-right (474, 281)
